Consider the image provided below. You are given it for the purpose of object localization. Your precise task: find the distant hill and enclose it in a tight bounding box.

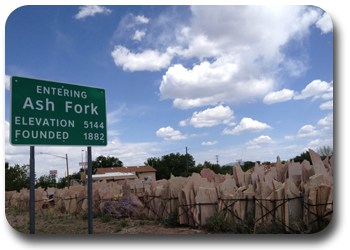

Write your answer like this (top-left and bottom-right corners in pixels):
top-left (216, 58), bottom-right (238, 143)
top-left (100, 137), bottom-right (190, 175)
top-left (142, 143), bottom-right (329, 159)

top-left (222, 161), bottom-right (245, 167)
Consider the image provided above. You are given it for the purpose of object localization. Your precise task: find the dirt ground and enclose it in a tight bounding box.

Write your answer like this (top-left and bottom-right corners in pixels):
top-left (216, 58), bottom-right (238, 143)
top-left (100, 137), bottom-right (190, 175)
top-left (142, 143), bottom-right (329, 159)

top-left (5, 207), bottom-right (208, 234)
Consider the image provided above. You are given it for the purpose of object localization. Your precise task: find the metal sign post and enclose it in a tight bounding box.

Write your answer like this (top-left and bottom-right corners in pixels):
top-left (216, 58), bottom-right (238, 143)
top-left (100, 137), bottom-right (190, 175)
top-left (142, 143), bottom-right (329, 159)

top-left (30, 146), bottom-right (35, 234)
top-left (87, 146), bottom-right (93, 234)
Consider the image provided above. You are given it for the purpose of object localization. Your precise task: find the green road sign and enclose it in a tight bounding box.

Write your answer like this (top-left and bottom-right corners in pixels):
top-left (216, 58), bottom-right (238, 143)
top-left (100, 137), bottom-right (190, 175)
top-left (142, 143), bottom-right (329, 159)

top-left (10, 76), bottom-right (107, 146)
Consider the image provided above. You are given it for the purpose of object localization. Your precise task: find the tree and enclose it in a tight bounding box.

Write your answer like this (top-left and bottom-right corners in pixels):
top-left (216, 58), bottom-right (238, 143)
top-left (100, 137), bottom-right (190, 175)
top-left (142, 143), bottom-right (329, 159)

top-left (35, 174), bottom-right (57, 189)
top-left (188, 164), bottom-right (204, 174)
top-left (5, 164), bottom-right (31, 192)
top-left (291, 151), bottom-right (311, 163)
top-left (57, 172), bottom-right (82, 187)
top-left (242, 161), bottom-right (255, 172)
top-left (57, 177), bottom-right (68, 189)
top-left (195, 161), bottom-right (222, 174)
top-left (70, 171), bottom-right (81, 181)
top-left (178, 160), bottom-right (233, 176)
top-left (317, 146), bottom-right (333, 160)
top-left (92, 155), bottom-right (123, 173)
top-left (144, 152), bottom-right (195, 179)
top-left (220, 165), bottom-right (233, 175)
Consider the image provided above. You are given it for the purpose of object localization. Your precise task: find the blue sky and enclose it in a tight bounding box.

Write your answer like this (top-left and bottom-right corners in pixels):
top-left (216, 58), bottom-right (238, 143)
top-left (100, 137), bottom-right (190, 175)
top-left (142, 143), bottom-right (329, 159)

top-left (4, 5), bottom-right (333, 179)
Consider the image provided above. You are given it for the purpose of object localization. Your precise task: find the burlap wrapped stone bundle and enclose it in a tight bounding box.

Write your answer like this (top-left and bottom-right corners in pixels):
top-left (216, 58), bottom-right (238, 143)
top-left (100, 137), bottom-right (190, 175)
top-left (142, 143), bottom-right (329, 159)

top-left (100, 195), bottom-right (144, 218)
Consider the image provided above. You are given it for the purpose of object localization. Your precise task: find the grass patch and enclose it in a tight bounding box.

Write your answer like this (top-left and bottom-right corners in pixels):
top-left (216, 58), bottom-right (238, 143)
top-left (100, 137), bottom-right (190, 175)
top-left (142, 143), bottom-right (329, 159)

top-left (132, 212), bottom-right (153, 221)
top-left (204, 212), bottom-right (328, 234)
top-left (204, 212), bottom-right (285, 234)
top-left (114, 218), bottom-right (128, 233)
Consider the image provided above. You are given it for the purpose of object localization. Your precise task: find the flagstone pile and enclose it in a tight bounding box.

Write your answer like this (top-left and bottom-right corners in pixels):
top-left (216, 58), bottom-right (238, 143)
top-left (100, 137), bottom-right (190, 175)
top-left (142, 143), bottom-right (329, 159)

top-left (5, 149), bottom-right (333, 229)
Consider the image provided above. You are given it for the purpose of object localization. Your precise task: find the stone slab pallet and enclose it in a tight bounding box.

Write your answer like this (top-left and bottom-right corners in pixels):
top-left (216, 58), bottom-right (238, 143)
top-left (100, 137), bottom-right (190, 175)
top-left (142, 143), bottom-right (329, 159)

top-left (6, 149), bottom-right (333, 229)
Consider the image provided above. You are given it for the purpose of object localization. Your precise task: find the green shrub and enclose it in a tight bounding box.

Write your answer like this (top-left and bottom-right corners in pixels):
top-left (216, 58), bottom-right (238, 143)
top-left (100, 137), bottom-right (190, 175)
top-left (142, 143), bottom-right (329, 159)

top-left (120, 219), bottom-right (128, 227)
top-left (289, 217), bottom-right (329, 234)
top-left (255, 219), bottom-right (285, 234)
top-left (159, 211), bottom-right (180, 228)
top-left (231, 215), bottom-right (255, 234)
top-left (204, 211), bottom-right (233, 233)
top-left (100, 214), bottom-right (112, 223)
top-left (93, 212), bottom-right (100, 218)
top-left (115, 225), bottom-right (123, 233)
top-left (81, 213), bottom-right (88, 220)
top-left (81, 212), bottom-right (101, 220)
top-left (133, 212), bottom-right (152, 221)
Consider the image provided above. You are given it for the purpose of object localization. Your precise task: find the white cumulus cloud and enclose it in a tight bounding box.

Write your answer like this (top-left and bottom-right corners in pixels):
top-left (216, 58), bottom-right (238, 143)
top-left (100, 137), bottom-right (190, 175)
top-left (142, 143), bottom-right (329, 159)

top-left (263, 89), bottom-right (295, 104)
top-left (160, 60), bottom-right (274, 109)
top-left (135, 15), bottom-right (149, 24)
top-left (111, 45), bottom-right (175, 71)
top-left (293, 80), bottom-right (333, 101)
top-left (74, 5), bottom-right (111, 19)
top-left (297, 125), bottom-right (319, 138)
top-left (178, 120), bottom-right (188, 127)
top-left (317, 113), bottom-right (333, 127)
top-left (247, 145), bottom-right (261, 150)
top-left (319, 100), bottom-right (333, 110)
top-left (284, 135), bottom-right (295, 140)
top-left (246, 135), bottom-right (275, 145)
top-left (222, 117), bottom-right (273, 135)
top-left (5, 75), bottom-right (10, 90)
top-left (283, 145), bottom-right (298, 150)
top-left (316, 12), bottom-right (333, 34)
top-left (132, 30), bottom-right (146, 41)
top-left (156, 126), bottom-right (187, 141)
top-left (158, 6), bottom-right (323, 109)
top-left (201, 141), bottom-right (218, 146)
top-left (181, 105), bottom-right (235, 128)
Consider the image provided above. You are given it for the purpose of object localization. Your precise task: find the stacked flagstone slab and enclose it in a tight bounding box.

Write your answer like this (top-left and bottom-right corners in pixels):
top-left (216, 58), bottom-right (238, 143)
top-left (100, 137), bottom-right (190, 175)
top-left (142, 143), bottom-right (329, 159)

top-left (5, 149), bottom-right (333, 230)
top-left (168, 175), bottom-right (187, 218)
top-left (5, 191), bottom-right (17, 207)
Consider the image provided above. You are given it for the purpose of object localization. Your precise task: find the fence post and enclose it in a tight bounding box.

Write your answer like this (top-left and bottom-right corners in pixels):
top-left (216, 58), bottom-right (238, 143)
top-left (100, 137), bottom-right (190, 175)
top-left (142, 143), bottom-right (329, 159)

top-left (244, 195), bottom-right (248, 221)
top-left (287, 194), bottom-right (292, 228)
top-left (273, 197), bottom-right (276, 220)
top-left (300, 192), bottom-right (304, 222)
top-left (199, 203), bottom-right (202, 227)
top-left (253, 196), bottom-right (256, 234)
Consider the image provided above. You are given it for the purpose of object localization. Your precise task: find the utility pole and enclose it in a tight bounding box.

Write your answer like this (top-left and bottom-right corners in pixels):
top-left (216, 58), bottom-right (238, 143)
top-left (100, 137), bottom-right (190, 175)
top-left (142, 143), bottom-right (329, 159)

top-left (215, 155), bottom-right (219, 165)
top-left (66, 154), bottom-right (69, 188)
top-left (186, 147), bottom-right (189, 174)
